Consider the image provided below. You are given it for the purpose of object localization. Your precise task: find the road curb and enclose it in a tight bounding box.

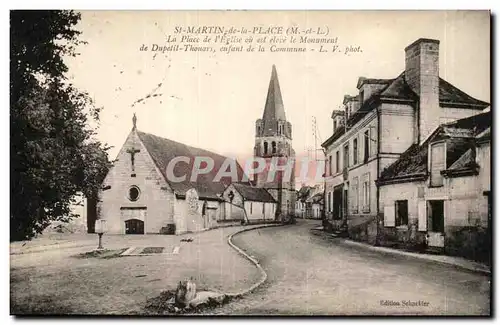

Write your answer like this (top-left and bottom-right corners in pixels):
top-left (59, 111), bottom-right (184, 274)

top-left (225, 223), bottom-right (284, 298)
top-left (312, 229), bottom-right (491, 276)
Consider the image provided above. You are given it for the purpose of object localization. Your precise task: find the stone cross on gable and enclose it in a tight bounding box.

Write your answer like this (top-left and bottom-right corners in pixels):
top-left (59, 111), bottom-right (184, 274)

top-left (126, 146), bottom-right (140, 172)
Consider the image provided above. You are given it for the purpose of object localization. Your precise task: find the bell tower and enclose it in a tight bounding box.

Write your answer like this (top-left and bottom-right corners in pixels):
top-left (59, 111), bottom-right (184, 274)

top-left (254, 65), bottom-right (295, 220)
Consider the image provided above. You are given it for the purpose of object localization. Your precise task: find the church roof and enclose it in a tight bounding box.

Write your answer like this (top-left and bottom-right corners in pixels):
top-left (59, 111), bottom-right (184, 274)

top-left (262, 64), bottom-right (286, 122)
top-left (231, 183), bottom-right (276, 203)
top-left (258, 65), bottom-right (291, 138)
top-left (137, 131), bottom-right (247, 200)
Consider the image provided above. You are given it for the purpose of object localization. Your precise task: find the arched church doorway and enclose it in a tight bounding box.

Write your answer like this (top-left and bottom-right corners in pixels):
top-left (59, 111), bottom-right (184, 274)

top-left (125, 219), bottom-right (144, 234)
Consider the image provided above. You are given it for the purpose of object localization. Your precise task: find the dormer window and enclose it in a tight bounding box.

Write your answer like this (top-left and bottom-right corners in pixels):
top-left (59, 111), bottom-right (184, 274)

top-left (360, 89), bottom-right (365, 104)
top-left (430, 142), bottom-right (445, 187)
top-left (333, 119), bottom-right (337, 131)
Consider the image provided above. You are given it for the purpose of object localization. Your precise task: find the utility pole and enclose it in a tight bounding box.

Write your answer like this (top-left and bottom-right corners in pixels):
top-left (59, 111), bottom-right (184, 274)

top-left (311, 115), bottom-right (327, 227)
top-left (312, 117), bottom-right (318, 162)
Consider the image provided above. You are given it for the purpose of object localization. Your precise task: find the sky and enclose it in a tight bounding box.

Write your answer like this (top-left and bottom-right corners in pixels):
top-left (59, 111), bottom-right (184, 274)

top-left (64, 10), bottom-right (490, 167)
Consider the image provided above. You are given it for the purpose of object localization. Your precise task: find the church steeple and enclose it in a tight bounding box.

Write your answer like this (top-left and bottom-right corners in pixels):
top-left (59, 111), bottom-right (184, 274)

top-left (256, 65), bottom-right (292, 140)
top-left (252, 65), bottom-right (296, 220)
top-left (262, 64), bottom-right (286, 122)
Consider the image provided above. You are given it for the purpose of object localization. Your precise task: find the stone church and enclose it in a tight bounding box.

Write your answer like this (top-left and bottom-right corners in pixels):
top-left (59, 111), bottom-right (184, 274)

top-left (97, 115), bottom-right (247, 235)
top-left (96, 64), bottom-right (295, 234)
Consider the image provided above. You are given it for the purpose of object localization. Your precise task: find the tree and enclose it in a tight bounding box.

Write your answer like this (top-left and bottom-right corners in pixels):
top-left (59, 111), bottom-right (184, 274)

top-left (10, 10), bottom-right (111, 241)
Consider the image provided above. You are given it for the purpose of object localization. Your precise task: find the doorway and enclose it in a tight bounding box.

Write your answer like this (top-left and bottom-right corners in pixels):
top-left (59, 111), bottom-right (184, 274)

top-left (343, 187), bottom-right (349, 225)
top-left (333, 186), bottom-right (343, 220)
top-left (427, 200), bottom-right (445, 248)
top-left (125, 219), bottom-right (144, 234)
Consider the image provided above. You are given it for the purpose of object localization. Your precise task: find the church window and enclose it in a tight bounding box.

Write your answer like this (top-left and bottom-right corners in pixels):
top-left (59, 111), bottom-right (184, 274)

top-left (272, 141), bottom-right (277, 154)
top-left (128, 186), bottom-right (140, 202)
top-left (278, 123), bottom-right (285, 136)
top-left (264, 142), bottom-right (268, 155)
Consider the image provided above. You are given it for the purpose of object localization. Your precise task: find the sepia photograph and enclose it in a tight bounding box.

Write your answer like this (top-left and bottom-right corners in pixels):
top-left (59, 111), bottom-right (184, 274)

top-left (9, 10), bottom-right (491, 316)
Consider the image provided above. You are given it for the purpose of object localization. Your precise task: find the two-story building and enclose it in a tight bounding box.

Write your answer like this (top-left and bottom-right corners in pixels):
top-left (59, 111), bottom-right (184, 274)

top-left (295, 185), bottom-right (313, 218)
top-left (321, 38), bottom-right (489, 247)
top-left (377, 112), bottom-right (491, 262)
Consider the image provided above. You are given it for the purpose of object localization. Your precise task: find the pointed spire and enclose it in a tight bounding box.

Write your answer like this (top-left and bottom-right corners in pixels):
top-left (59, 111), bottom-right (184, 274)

top-left (262, 65), bottom-right (286, 122)
top-left (132, 113), bottom-right (137, 130)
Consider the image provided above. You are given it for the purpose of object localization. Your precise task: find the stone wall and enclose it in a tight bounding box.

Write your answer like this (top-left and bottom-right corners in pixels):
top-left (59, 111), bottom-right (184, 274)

top-left (244, 201), bottom-right (276, 220)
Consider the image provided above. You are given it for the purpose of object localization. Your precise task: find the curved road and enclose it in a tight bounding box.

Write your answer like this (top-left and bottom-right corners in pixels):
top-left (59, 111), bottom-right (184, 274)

top-left (210, 219), bottom-right (490, 316)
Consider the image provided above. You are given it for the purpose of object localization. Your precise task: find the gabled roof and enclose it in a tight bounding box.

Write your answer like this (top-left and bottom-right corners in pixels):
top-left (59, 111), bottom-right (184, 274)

top-left (297, 185), bottom-right (313, 201)
top-left (322, 71), bottom-right (489, 148)
top-left (357, 77), bottom-right (393, 89)
top-left (476, 127), bottom-right (491, 142)
top-left (343, 94), bottom-right (359, 104)
top-left (378, 144), bottom-right (427, 182)
top-left (331, 110), bottom-right (345, 118)
top-left (439, 79), bottom-right (490, 108)
top-left (379, 72), bottom-right (417, 100)
top-left (447, 149), bottom-right (476, 171)
top-left (443, 111), bottom-right (492, 131)
top-left (310, 192), bottom-right (324, 204)
top-left (230, 183), bottom-right (276, 203)
top-left (379, 112), bottom-right (490, 184)
top-left (137, 131), bottom-right (247, 200)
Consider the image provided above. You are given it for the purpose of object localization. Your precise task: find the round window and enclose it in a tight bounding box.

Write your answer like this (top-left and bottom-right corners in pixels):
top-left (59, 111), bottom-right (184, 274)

top-left (128, 186), bottom-right (140, 201)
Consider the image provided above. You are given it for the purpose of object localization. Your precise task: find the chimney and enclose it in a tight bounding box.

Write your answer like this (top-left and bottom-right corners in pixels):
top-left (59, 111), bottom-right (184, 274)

top-left (404, 38), bottom-right (440, 144)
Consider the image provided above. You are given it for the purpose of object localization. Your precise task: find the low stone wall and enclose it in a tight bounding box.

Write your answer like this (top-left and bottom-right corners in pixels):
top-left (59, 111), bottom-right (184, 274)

top-left (244, 219), bottom-right (280, 225)
top-left (445, 226), bottom-right (491, 265)
top-left (347, 215), bottom-right (378, 245)
top-left (215, 220), bottom-right (244, 228)
top-left (330, 212), bottom-right (491, 264)
top-left (378, 223), bottom-right (426, 252)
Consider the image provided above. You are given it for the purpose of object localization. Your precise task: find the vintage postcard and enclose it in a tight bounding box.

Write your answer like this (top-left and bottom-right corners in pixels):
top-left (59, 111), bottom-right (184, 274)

top-left (10, 10), bottom-right (491, 316)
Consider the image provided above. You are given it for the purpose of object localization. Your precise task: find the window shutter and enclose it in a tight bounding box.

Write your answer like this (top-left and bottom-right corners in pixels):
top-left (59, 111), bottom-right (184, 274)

top-left (384, 205), bottom-right (395, 227)
top-left (330, 192), bottom-right (333, 212)
top-left (418, 201), bottom-right (427, 231)
top-left (371, 128), bottom-right (377, 156)
top-left (430, 143), bottom-right (445, 186)
top-left (365, 173), bottom-right (370, 212)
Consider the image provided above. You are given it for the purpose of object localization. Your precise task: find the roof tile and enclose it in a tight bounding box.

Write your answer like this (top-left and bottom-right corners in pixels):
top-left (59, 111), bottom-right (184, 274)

top-left (137, 131), bottom-right (247, 199)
